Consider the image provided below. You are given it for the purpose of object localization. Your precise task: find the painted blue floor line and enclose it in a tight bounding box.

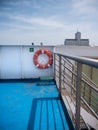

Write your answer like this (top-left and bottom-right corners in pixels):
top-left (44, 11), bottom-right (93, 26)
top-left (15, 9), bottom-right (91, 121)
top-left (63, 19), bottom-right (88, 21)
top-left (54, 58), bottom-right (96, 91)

top-left (28, 98), bottom-right (71, 130)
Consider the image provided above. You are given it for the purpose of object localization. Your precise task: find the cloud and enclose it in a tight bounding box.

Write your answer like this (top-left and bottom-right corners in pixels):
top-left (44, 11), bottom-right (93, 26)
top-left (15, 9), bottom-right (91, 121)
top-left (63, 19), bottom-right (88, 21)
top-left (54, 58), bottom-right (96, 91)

top-left (71, 0), bottom-right (98, 20)
top-left (9, 15), bottom-right (65, 29)
top-left (0, 20), bottom-right (94, 45)
top-left (0, 22), bottom-right (36, 31)
top-left (0, 0), bottom-right (98, 46)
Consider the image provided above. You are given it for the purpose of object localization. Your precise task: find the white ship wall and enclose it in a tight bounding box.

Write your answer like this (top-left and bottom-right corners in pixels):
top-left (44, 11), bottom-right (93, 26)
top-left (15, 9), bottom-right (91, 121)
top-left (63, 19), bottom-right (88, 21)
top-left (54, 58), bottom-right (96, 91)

top-left (0, 45), bottom-right (54, 79)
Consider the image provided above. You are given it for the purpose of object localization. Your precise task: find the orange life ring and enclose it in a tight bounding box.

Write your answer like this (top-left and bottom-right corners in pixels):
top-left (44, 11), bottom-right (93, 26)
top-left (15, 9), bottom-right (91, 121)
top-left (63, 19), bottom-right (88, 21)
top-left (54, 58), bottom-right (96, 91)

top-left (33, 49), bottom-right (53, 69)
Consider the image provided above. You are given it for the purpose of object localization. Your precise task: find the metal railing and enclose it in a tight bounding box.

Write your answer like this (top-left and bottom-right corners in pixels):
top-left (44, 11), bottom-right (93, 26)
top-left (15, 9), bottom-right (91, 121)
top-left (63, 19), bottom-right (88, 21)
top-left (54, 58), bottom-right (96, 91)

top-left (54, 53), bottom-right (98, 130)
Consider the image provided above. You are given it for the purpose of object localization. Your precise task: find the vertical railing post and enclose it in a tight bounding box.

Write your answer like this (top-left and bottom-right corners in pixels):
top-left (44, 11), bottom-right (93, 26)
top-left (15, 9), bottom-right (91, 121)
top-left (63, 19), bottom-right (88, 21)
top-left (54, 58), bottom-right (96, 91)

top-left (59, 55), bottom-right (61, 93)
top-left (53, 53), bottom-right (56, 80)
top-left (75, 62), bottom-right (82, 130)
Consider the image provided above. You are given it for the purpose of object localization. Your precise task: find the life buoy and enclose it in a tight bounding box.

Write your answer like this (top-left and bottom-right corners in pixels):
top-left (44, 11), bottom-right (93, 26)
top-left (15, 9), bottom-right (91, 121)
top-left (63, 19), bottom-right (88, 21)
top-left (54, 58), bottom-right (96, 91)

top-left (33, 49), bottom-right (53, 69)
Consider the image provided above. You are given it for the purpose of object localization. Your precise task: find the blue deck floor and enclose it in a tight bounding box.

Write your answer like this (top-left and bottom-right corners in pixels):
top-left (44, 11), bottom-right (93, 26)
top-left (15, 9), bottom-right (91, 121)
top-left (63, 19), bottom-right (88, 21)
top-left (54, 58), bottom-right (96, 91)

top-left (0, 80), bottom-right (74, 130)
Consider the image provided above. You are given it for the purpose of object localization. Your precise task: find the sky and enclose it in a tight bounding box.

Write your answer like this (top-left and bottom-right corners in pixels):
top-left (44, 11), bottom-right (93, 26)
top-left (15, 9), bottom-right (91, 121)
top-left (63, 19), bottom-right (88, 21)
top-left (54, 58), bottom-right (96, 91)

top-left (0, 0), bottom-right (98, 46)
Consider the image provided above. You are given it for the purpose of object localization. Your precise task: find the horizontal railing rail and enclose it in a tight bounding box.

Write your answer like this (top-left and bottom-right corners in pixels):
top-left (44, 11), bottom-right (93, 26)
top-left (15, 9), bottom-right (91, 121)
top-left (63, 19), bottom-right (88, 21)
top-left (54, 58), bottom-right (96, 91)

top-left (55, 53), bottom-right (98, 68)
top-left (54, 53), bottom-right (98, 130)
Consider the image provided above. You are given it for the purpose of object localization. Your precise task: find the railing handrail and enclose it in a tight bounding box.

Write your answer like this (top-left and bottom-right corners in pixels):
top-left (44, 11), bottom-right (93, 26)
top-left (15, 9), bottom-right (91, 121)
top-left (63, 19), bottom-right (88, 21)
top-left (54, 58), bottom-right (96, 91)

top-left (54, 53), bottom-right (98, 68)
top-left (54, 53), bottom-right (98, 130)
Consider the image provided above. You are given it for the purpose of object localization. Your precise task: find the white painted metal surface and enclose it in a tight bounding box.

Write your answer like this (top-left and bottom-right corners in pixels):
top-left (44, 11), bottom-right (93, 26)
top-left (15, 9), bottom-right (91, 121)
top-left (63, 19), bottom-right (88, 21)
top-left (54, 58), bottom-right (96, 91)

top-left (1, 46), bottom-right (21, 79)
top-left (1, 45), bottom-right (98, 79)
top-left (0, 45), bottom-right (54, 79)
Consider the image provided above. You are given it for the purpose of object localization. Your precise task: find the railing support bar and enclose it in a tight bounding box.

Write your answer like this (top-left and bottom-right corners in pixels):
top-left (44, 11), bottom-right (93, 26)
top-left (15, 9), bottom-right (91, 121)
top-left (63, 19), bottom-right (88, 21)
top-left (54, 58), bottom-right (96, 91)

top-left (75, 62), bottom-right (82, 130)
top-left (59, 55), bottom-right (61, 93)
top-left (53, 53), bottom-right (56, 80)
